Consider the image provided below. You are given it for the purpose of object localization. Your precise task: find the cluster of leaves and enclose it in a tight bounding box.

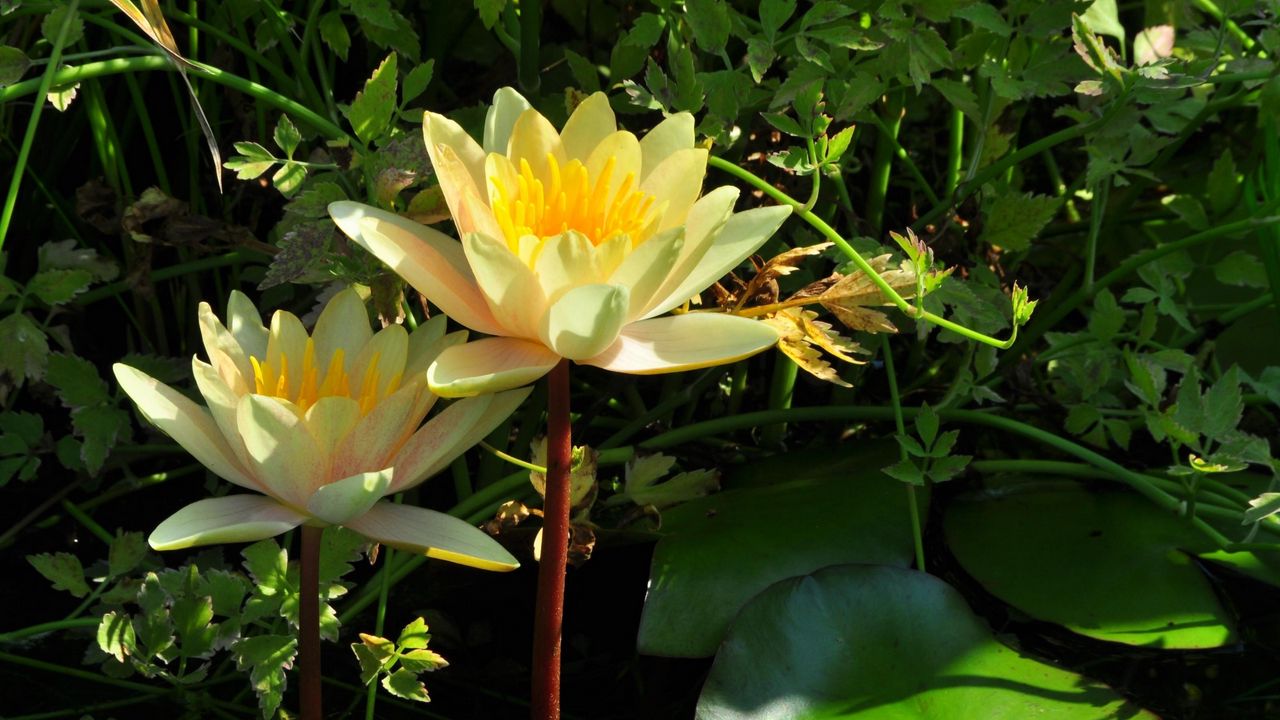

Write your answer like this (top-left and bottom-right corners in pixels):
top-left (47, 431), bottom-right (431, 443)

top-left (351, 617), bottom-right (448, 703)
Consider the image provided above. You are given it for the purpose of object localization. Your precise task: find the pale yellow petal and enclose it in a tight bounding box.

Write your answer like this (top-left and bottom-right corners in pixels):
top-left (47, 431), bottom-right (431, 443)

top-left (303, 396), bottom-right (361, 457)
top-left (191, 357), bottom-right (253, 470)
top-left (539, 283), bottom-right (630, 360)
top-left (332, 383), bottom-right (425, 479)
top-left (311, 288), bottom-right (372, 373)
top-left (306, 468), bottom-right (393, 525)
top-left (423, 111), bottom-right (487, 197)
top-left (560, 91), bottom-right (617, 161)
top-left (533, 231), bottom-right (600, 303)
top-left (483, 86), bottom-right (533, 155)
top-left (345, 501), bottom-right (520, 571)
top-left (198, 301), bottom-right (252, 388)
top-left (641, 186), bottom-right (739, 318)
top-left (581, 313), bottom-right (779, 374)
top-left (149, 495), bottom-right (307, 550)
top-left (227, 290), bottom-right (269, 360)
top-left (609, 227), bottom-right (683, 320)
top-left (585, 130), bottom-right (642, 208)
top-left (390, 386), bottom-right (531, 492)
top-left (350, 323), bottom-right (409, 401)
top-left (507, 107), bottom-right (566, 185)
top-left (639, 112), bottom-right (695, 180)
top-left (236, 394), bottom-right (325, 507)
top-left (265, 310), bottom-right (309, 399)
top-left (427, 337), bottom-right (560, 397)
top-left (462, 232), bottom-right (546, 339)
top-left (640, 147), bottom-right (708, 231)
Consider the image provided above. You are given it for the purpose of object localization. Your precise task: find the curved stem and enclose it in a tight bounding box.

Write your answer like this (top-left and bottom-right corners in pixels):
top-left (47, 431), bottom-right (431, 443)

top-left (533, 359), bottom-right (572, 720)
top-left (299, 526), bottom-right (323, 720)
top-left (881, 336), bottom-right (926, 571)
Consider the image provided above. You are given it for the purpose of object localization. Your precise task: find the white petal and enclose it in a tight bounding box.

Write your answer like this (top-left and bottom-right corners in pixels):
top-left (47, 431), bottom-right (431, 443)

top-left (560, 91), bottom-right (616, 161)
top-left (311, 288), bottom-right (372, 372)
top-left (236, 394), bottom-right (325, 507)
top-left (306, 468), bottom-right (393, 525)
top-left (643, 205), bottom-right (792, 319)
top-left (227, 290), bottom-right (269, 360)
top-left (346, 502), bottom-right (519, 571)
top-left (149, 495), bottom-right (307, 550)
top-left (329, 201), bottom-right (506, 336)
top-left (462, 232), bottom-right (547, 339)
top-left (639, 112), bottom-right (694, 180)
top-left (609, 227), bottom-right (683, 319)
top-left (540, 283), bottom-right (630, 360)
top-left (483, 86), bottom-right (533, 155)
top-left (427, 336), bottom-right (560, 398)
top-left (113, 364), bottom-right (259, 491)
top-left (580, 313), bottom-right (779, 374)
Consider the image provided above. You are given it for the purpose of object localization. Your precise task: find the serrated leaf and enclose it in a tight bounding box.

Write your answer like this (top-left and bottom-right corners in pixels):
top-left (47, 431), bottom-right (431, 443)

top-left (955, 3), bottom-right (1011, 35)
top-left (399, 647), bottom-right (448, 674)
top-left (234, 634), bottom-right (297, 719)
top-left (402, 60), bottom-right (434, 105)
top-left (1162, 194), bottom-right (1208, 230)
top-left (1213, 251), bottom-right (1268, 288)
top-left (28, 552), bottom-right (90, 597)
top-left (97, 611), bottom-right (136, 663)
top-left (1088, 288), bottom-right (1125, 340)
top-left (746, 37), bottom-right (776, 83)
top-left (42, 5), bottom-right (84, 46)
top-left (760, 0), bottom-right (796, 40)
top-left (242, 540), bottom-right (288, 596)
top-left (73, 404), bottom-right (128, 475)
top-left (397, 617), bottom-right (430, 649)
top-left (38, 240), bottom-right (118, 281)
top-left (623, 12), bottom-right (666, 48)
top-left (285, 182), bottom-right (347, 218)
top-left (564, 48), bottom-right (601, 92)
top-left (685, 0), bottom-right (731, 54)
top-left (382, 668), bottom-right (430, 702)
top-left (273, 115), bottom-right (302, 159)
top-left (28, 268), bottom-right (94, 305)
top-left (1245, 493), bottom-right (1280, 524)
top-left (1202, 367), bottom-right (1243, 441)
top-left (474, 0), bottom-right (506, 29)
top-left (318, 11), bottom-right (350, 61)
top-left (915, 403), bottom-right (940, 449)
top-left (346, 53), bottom-right (398, 145)
top-left (108, 530), bottom-right (148, 577)
top-left (0, 45), bottom-right (31, 87)
top-left (1207, 149), bottom-right (1239, 215)
top-left (882, 458), bottom-right (926, 486)
top-left (981, 192), bottom-right (1060, 251)
top-left (271, 161), bottom-right (307, 197)
top-left (46, 353), bottom-right (109, 407)
top-left (172, 596), bottom-right (217, 657)
top-left (352, 640), bottom-right (389, 685)
top-left (224, 141), bottom-right (276, 180)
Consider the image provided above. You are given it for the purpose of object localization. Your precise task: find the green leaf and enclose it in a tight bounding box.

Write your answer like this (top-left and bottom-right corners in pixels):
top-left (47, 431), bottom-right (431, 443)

top-left (108, 530), bottom-right (148, 577)
top-left (401, 59), bottom-right (434, 105)
top-left (344, 53), bottom-right (398, 145)
top-left (1214, 250), bottom-right (1269, 288)
top-left (564, 48), bottom-right (601, 92)
top-left (42, 5), bottom-right (84, 46)
top-left (242, 540), bottom-right (288, 596)
top-left (945, 483), bottom-right (1235, 648)
top-left (954, 3), bottom-right (1011, 36)
top-left (28, 268), bottom-right (93, 305)
top-left (318, 12), bottom-right (351, 61)
top-left (399, 647), bottom-right (448, 674)
top-left (271, 161), bottom-right (307, 197)
top-left (234, 634), bottom-right (298, 719)
top-left (0, 45), bottom-right (31, 87)
top-left (1087, 288), bottom-right (1125, 340)
top-left (1201, 367), bottom-right (1243, 441)
top-left (1080, 0), bottom-right (1125, 42)
top-left (931, 78), bottom-right (981, 122)
top-left (354, 633), bottom-right (396, 684)
top-left (1207, 149), bottom-right (1239, 215)
top-left (637, 443), bottom-right (921, 657)
top-left (696, 565), bottom-right (1152, 720)
top-left (761, 111), bottom-right (804, 137)
top-left (684, 0), bottom-right (731, 54)
top-left (285, 181), bottom-right (348, 218)
top-left (73, 404), bottom-right (128, 475)
top-left (1162, 193), bottom-right (1209, 230)
top-left (915, 403), bottom-right (940, 448)
top-left (881, 458), bottom-right (926, 485)
top-left (45, 352), bottom-right (109, 407)
top-left (172, 596), bottom-right (217, 658)
top-left (906, 27), bottom-right (952, 90)
top-left (273, 115), bottom-right (302, 159)
top-left (980, 192), bottom-right (1060, 252)
top-left (474, 0), bottom-right (506, 29)
top-left (759, 0), bottom-right (796, 40)
top-left (224, 142), bottom-right (276, 180)
top-left (397, 616), bottom-right (430, 649)
top-left (28, 552), bottom-right (90, 597)
top-left (382, 667), bottom-right (430, 702)
top-left (1245, 493), bottom-right (1280, 524)
top-left (622, 12), bottom-right (666, 48)
top-left (97, 611), bottom-right (136, 664)
top-left (197, 569), bottom-right (250, 617)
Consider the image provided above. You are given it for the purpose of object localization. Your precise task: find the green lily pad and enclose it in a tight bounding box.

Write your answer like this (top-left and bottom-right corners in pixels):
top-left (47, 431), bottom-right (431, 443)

top-left (944, 482), bottom-right (1235, 649)
top-left (697, 564), bottom-right (1152, 720)
top-left (638, 445), bottom-right (923, 658)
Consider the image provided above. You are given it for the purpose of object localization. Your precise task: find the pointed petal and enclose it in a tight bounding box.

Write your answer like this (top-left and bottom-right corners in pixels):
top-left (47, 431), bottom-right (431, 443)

top-left (639, 113), bottom-right (695, 180)
top-left (329, 202), bottom-right (505, 336)
top-left (507, 107), bottom-right (566, 184)
top-left (227, 290), bottom-right (269, 360)
top-left (265, 310), bottom-right (309, 398)
top-left (540, 283), bottom-right (630, 360)
top-left (307, 468), bottom-right (393, 525)
top-left (462, 232), bottom-right (547, 339)
top-left (312, 288), bottom-right (372, 372)
top-left (198, 302), bottom-right (252, 387)
top-left (580, 313), bottom-right (779, 374)
top-left (641, 186), bottom-right (739, 318)
top-left (391, 386), bottom-right (531, 491)
top-left (585, 131), bottom-right (642, 205)
top-left (114, 364), bottom-right (259, 491)
top-left (533, 231), bottom-right (600, 302)
top-left (350, 323), bottom-right (409, 401)
top-left (303, 396), bottom-right (361, 455)
top-left (609, 227), bottom-right (683, 319)
top-left (483, 86), bottom-right (533, 155)
top-left (451, 161), bottom-right (506, 241)
top-left (643, 205), bottom-right (792, 319)
top-left (427, 337), bottom-right (559, 397)
top-left (560, 92), bottom-right (616, 161)
top-left (149, 495), bottom-right (308, 551)
top-left (192, 357), bottom-right (253, 469)
top-left (237, 394), bottom-right (325, 506)
top-left (333, 383), bottom-right (427, 479)
top-left (423, 111), bottom-right (487, 196)
top-left (406, 321), bottom-right (466, 382)
top-left (346, 502), bottom-right (519, 571)
top-left (641, 148), bottom-right (708, 231)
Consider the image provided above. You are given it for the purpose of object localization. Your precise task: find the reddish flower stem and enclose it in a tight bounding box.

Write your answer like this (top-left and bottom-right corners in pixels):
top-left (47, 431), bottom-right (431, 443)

top-left (300, 525), bottom-right (323, 720)
top-left (532, 359), bottom-right (572, 720)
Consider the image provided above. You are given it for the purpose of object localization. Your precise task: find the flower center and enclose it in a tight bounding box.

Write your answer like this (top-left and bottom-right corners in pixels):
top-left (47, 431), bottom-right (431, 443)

top-left (249, 338), bottom-right (400, 415)
top-left (490, 153), bottom-right (658, 248)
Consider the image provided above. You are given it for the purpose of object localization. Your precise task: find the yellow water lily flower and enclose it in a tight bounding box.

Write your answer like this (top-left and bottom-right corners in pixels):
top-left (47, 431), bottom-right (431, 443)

top-left (113, 288), bottom-right (528, 571)
top-left (330, 87), bottom-right (790, 397)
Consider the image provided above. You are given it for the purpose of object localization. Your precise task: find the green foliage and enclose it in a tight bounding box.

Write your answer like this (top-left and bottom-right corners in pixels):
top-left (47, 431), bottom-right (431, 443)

top-left (883, 403), bottom-right (972, 486)
top-left (351, 616), bottom-right (448, 703)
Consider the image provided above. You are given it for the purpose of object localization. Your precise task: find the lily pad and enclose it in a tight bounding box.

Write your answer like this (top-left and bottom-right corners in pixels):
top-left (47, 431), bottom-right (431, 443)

top-left (638, 444), bottom-right (923, 658)
top-left (697, 564), bottom-right (1152, 720)
top-left (944, 482), bottom-right (1235, 649)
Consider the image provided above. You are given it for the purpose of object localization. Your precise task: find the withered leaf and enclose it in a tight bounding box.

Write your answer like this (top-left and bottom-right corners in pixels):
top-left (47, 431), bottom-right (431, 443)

top-left (765, 308), bottom-right (863, 387)
top-left (732, 242), bottom-right (833, 311)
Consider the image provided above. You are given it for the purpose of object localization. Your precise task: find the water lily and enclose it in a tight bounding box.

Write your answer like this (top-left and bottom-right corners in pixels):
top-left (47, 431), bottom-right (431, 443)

top-left (329, 87), bottom-right (791, 397)
top-left (113, 288), bottom-right (528, 571)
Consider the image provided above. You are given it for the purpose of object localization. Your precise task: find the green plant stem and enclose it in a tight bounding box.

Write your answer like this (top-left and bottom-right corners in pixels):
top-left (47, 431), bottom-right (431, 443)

top-left (638, 406), bottom-right (1239, 548)
top-left (299, 525), bottom-right (323, 720)
top-left (881, 336), bottom-right (926, 571)
top-left (867, 92), bottom-right (904, 235)
top-left (480, 441), bottom-right (548, 474)
top-left (868, 111), bottom-right (941, 207)
top-left (518, 0), bottom-right (542, 93)
top-left (533, 359), bottom-right (572, 720)
top-left (0, 618), bottom-right (100, 644)
top-left (946, 105), bottom-right (964, 196)
top-left (760, 356), bottom-right (798, 446)
top-left (1084, 178), bottom-right (1110, 291)
top-left (364, 508), bottom-right (396, 720)
top-left (0, 650), bottom-right (167, 695)
top-left (600, 369), bottom-right (719, 450)
top-left (59, 499), bottom-right (113, 545)
top-left (0, 0), bottom-right (79, 251)
top-left (709, 156), bottom-right (1021, 349)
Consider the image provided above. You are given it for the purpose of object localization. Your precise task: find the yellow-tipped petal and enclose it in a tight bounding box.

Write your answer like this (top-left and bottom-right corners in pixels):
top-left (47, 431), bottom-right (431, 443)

top-left (539, 283), bottom-right (630, 360)
top-left (609, 227), bottom-right (684, 319)
top-left (483, 86), bottom-right (533, 155)
top-left (640, 186), bottom-right (739, 317)
top-left (643, 205), bottom-right (792, 319)
top-left (236, 394), bottom-right (324, 507)
top-left (585, 130), bottom-right (643, 212)
top-left (507, 107), bottom-right (566, 184)
top-left (149, 495), bottom-right (308, 550)
top-left (227, 290), bottom-right (269, 360)
top-left (560, 91), bottom-right (617, 161)
top-left (114, 363), bottom-right (259, 491)
top-left (581, 313), bottom-right (779, 374)
top-left (345, 501), bottom-right (520, 571)
top-left (423, 111), bottom-right (487, 197)
top-left (311, 288), bottom-right (372, 373)
top-left (639, 112), bottom-right (695, 180)
top-left (640, 147), bottom-right (708, 231)
top-left (462, 232), bottom-right (547, 339)
top-left (427, 337), bottom-right (560, 397)
top-left (350, 323), bottom-right (409, 403)
top-left (265, 310), bottom-right (309, 399)
top-left (306, 468), bottom-right (393, 525)
top-left (330, 202), bottom-right (505, 336)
